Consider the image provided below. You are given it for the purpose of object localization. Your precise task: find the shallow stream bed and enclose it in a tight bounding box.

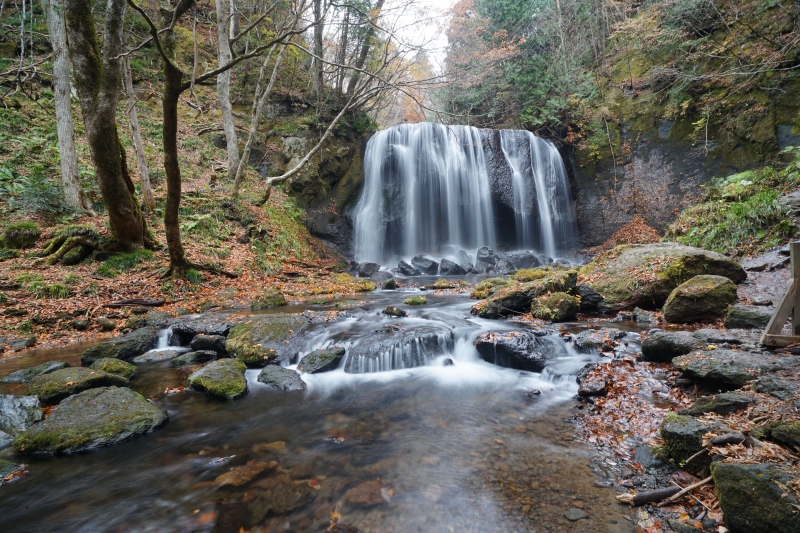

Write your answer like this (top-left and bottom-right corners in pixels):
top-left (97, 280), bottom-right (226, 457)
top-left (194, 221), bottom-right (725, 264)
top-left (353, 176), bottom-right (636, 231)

top-left (0, 287), bottom-right (639, 533)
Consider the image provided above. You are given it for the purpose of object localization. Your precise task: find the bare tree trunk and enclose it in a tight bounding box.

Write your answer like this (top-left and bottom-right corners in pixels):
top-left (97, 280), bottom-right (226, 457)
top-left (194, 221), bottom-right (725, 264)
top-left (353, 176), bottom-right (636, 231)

top-left (229, 0), bottom-right (239, 39)
top-left (216, 0), bottom-right (240, 180)
top-left (233, 43), bottom-right (286, 195)
top-left (335, 6), bottom-right (349, 101)
top-left (123, 54), bottom-right (155, 212)
top-left (345, 0), bottom-right (384, 96)
top-left (313, 0), bottom-right (324, 102)
top-left (65, 0), bottom-right (149, 250)
top-left (42, 0), bottom-right (92, 212)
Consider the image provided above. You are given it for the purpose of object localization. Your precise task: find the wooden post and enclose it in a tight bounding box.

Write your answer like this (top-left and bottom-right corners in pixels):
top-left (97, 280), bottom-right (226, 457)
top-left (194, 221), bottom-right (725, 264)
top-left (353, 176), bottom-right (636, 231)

top-left (761, 241), bottom-right (800, 347)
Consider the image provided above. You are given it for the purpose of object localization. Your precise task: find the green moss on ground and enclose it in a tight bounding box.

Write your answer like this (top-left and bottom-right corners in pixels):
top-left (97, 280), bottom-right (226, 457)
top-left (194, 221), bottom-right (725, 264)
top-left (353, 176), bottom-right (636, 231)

top-left (403, 296), bottom-right (427, 305)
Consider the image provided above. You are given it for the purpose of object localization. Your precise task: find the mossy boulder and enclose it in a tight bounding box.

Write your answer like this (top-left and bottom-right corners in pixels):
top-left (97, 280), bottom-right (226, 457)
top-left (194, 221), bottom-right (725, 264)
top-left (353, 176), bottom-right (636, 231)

top-left (27, 367), bottom-right (130, 405)
top-left (383, 306), bottom-right (407, 317)
top-left (403, 296), bottom-right (427, 306)
top-left (0, 360), bottom-right (69, 383)
top-left (187, 359), bottom-right (247, 399)
top-left (662, 275), bottom-right (738, 323)
top-left (641, 331), bottom-right (703, 362)
top-left (724, 304), bottom-right (772, 329)
top-left (81, 327), bottom-right (159, 364)
top-left (297, 347), bottom-right (345, 373)
top-left (89, 358), bottom-right (138, 381)
top-left (680, 392), bottom-right (755, 416)
top-left (531, 292), bottom-right (579, 322)
top-left (12, 386), bottom-right (168, 455)
top-left (660, 413), bottom-right (715, 473)
top-left (473, 271), bottom-right (577, 319)
top-left (758, 421), bottom-right (800, 449)
top-left (189, 334), bottom-right (227, 354)
top-left (1, 222), bottom-right (40, 249)
top-left (672, 349), bottom-right (781, 389)
top-left (257, 365), bottom-right (306, 391)
top-left (224, 313), bottom-right (311, 366)
top-left (382, 278), bottom-right (397, 290)
top-left (96, 317), bottom-right (117, 332)
top-left (171, 350), bottom-right (217, 367)
top-left (579, 243), bottom-right (746, 313)
top-left (250, 288), bottom-right (287, 310)
top-left (470, 277), bottom-right (515, 299)
top-left (711, 463), bottom-right (800, 533)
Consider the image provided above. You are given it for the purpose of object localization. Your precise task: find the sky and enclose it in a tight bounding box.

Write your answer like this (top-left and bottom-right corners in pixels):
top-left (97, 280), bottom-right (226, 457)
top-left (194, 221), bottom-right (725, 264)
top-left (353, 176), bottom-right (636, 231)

top-left (386, 0), bottom-right (457, 72)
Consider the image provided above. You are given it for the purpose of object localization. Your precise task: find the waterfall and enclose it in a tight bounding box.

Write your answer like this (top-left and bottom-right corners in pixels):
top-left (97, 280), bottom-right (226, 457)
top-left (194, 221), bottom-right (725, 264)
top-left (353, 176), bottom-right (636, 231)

top-left (353, 122), bottom-right (576, 263)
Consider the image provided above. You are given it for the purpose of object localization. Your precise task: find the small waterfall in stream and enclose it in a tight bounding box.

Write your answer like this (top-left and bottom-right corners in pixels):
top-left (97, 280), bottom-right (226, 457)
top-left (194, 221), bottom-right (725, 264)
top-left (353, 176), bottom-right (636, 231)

top-left (353, 122), bottom-right (577, 263)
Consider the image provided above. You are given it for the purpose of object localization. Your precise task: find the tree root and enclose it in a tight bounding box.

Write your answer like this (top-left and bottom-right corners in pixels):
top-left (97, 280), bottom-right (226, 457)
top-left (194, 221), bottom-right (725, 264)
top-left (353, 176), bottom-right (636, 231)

top-left (161, 261), bottom-right (239, 280)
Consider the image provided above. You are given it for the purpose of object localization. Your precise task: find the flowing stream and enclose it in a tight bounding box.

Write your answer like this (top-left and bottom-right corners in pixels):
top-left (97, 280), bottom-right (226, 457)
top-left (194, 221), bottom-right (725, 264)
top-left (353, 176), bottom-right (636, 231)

top-left (0, 287), bottom-right (639, 533)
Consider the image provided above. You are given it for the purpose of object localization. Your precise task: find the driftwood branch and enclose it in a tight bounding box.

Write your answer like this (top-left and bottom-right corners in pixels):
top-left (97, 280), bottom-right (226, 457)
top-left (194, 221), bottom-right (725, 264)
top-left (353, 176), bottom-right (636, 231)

top-left (616, 487), bottom-right (681, 506)
top-left (657, 476), bottom-right (713, 507)
top-left (103, 299), bottom-right (166, 308)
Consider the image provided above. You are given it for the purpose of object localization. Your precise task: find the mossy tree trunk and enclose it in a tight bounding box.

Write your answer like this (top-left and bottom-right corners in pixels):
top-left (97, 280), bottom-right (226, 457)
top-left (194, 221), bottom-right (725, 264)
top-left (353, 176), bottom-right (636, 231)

top-left (64, 0), bottom-right (150, 250)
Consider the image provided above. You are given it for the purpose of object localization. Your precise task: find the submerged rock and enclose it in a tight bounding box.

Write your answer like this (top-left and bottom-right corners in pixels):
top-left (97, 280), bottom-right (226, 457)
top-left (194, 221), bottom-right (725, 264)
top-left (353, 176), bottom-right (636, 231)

top-left (13, 386), bottom-right (167, 455)
top-left (398, 261), bottom-right (421, 276)
top-left (257, 365), bottom-right (306, 391)
top-left (712, 463), bottom-right (800, 533)
top-left (225, 313), bottom-right (312, 365)
top-left (681, 391), bottom-right (755, 416)
top-left (641, 331), bottom-right (702, 362)
top-left (662, 275), bottom-right (738, 323)
top-left (243, 474), bottom-right (317, 524)
top-left (89, 358), bottom-right (138, 381)
top-left (0, 459), bottom-right (22, 478)
top-left (345, 479), bottom-right (388, 508)
top-left (411, 255), bottom-right (439, 275)
top-left (28, 367), bottom-right (130, 404)
top-left (190, 334), bottom-right (227, 354)
top-left (344, 325), bottom-right (455, 373)
top-left (187, 359), bottom-right (247, 400)
top-left (81, 327), bottom-right (159, 364)
top-left (725, 304), bottom-right (772, 329)
top-left (0, 360), bottom-right (69, 383)
top-left (580, 243), bottom-right (746, 313)
top-left (0, 395), bottom-right (42, 436)
top-left (474, 331), bottom-right (564, 372)
top-left (297, 347), bottom-right (345, 374)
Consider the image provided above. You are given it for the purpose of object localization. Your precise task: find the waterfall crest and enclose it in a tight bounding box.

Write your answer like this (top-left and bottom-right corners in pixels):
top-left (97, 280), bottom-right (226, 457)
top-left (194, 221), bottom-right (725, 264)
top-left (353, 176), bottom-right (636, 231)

top-left (353, 122), bottom-right (576, 263)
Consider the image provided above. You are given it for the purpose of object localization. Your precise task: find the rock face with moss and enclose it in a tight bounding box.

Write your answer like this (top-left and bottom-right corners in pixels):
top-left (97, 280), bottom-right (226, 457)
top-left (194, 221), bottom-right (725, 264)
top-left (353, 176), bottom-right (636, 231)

top-left (662, 275), bottom-right (738, 323)
top-left (28, 367), bottom-right (130, 404)
top-left (531, 292), bottom-right (579, 322)
top-left (297, 347), bottom-right (345, 373)
top-left (711, 463), bottom-right (800, 533)
top-left (579, 243), bottom-right (746, 313)
top-left (187, 359), bottom-right (247, 399)
top-left (0, 360), bottom-right (69, 383)
top-left (472, 270), bottom-right (577, 319)
top-left (81, 327), bottom-right (159, 364)
top-left (258, 365), bottom-right (306, 391)
top-left (659, 413), bottom-right (715, 473)
top-left (225, 313), bottom-right (312, 366)
top-left (89, 358), bottom-right (138, 381)
top-left (1, 221), bottom-right (40, 249)
top-left (12, 386), bottom-right (168, 455)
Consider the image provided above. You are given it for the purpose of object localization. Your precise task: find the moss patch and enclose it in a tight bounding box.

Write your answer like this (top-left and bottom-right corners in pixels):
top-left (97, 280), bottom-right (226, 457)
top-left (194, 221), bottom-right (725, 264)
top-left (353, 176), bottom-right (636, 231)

top-left (403, 296), bottom-right (427, 306)
top-left (187, 359), bottom-right (247, 400)
top-left (531, 292), bottom-right (579, 322)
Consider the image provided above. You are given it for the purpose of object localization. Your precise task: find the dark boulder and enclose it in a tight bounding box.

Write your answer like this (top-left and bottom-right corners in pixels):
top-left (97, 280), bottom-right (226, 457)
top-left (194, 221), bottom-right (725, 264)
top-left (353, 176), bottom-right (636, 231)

top-left (474, 331), bottom-right (564, 372)
top-left (357, 262), bottom-right (380, 278)
top-left (132, 349), bottom-right (182, 363)
top-left (28, 367), bottom-right (130, 405)
top-left (576, 285), bottom-right (604, 312)
top-left (171, 316), bottom-right (235, 342)
top-left (12, 386), bottom-right (168, 454)
top-left (753, 376), bottom-right (796, 400)
top-left (382, 306), bottom-right (407, 318)
top-left (382, 278), bottom-right (398, 290)
top-left (573, 328), bottom-right (625, 353)
top-left (398, 261), bottom-right (421, 276)
top-left (370, 270), bottom-right (394, 285)
top-left (190, 334), bottom-right (228, 354)
top-left (493, 258), bottom-right (517, 275)
top-left (187, 359), bottom-right (247, 400)
top-left (257, 365), bottom-right (306, 391)
top-left (297, 347), bottom-right (345, 373)
top-left (439, 258), bottom-right (466, 275)
top-left (171, 350), bottom-right (217, 367)
top-left (725, 304), bottom-right (772, 329)
top-left (712, 463), bottom-right (800, 533)
top-left (0, 360), bottom-right (69, 383)
top-left (641, 331), bottom-right (703, 362)
top-left (504, 250), bottom-right (541, 269)
top-left (460, 262), bottom-right (477, 274)
top-left (411, 255), bottom-right (439, 275)
top-left (680, 391), bottom-right (755, 416)
top-left (660, 413), bottom-right (716, 473)
top-left (81, 327), bottom-right (159, 364)
top-left (662, 275), bottom-right (738, 323)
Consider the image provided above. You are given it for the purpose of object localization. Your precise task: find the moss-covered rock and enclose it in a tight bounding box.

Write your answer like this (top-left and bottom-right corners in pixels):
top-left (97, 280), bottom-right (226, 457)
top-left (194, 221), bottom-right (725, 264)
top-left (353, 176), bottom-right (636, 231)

top-left (659, 413), bottom-right (714, 473)
top-left (224, 313), bottom-right (311, 366)
top-left (672, 349), bottom-right (777, 389)
top-left (711, 463), bottom-right (800, 533)
top-left (250, 288), bottom-right (287, 310)
top-left (1, 222), bottom-right (40, 249)
top-left (12, 386), bottom-right (168, 455)
top-left (473, 271), bottom-right (578, 319)
top-left (297, 347), bottom-right (345, 373)
top-left (680, 391), bottom-right (755, 416)
top-left (662, 275), bottom-right (738, 323)
top-left (403, 296), bottom-right (427, 306)
top-left (187, 359), bottom-right (247, 399)
top-left (27, 367), bottom-right (130, 405)
top-left (382, 306), bottom-right (407, 317)
top-left (382, 278), bottom-right (397, 290)
top-left (81, 327), bottom-right (159, 364)
top-left (257, 365), bottom-right (306, 391)
top-left (724, 304), bottom-right (772, 329)
top-left (641, 331), bottom-right (703, 362)
top-left (89, 358), bottom-right (138, 381)
top-left (531, 292), bottom-right (579, 321)
top-left (0, 360), bottom-right (69, 383)
top-left (764, 421), bottom-right (800, 449)
top-left (580, 243), bottom-right (745, 313)
top-left (469, 277), bottom-right (515, 299)
top-left (96, 317), bottom-right (117, 332)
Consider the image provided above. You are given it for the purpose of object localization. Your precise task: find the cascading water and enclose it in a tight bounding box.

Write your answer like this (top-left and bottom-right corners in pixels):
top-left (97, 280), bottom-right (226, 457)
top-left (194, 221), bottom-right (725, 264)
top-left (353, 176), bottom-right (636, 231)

top-left (353, 122), bottom-right (577, 263)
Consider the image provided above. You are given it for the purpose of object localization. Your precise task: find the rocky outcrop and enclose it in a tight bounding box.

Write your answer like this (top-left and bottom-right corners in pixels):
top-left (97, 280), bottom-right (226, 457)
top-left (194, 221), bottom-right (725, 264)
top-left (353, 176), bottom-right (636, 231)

top-left (187, 359), bottom-right (248, 400)
top-left (257, 365), bottom-right (306, 391)
top-left (474, 331), bottom-right (564, 372)
top-left (250, 288), bottom-right (287, 310)
top-left (12, 386), bottom-right (167, 454)
top-left (81, 327), bottom-right (159, 364)
top-left (662, 275), bottom-right (738, 323)
top-left (580, 243), bottom-right (746, 313)
top-left (297, 347), bottom-right (345, 373)
top-left (27, 367), bottom-right (130, 405)
top-left (472, 270), bottom-right (577, 318)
